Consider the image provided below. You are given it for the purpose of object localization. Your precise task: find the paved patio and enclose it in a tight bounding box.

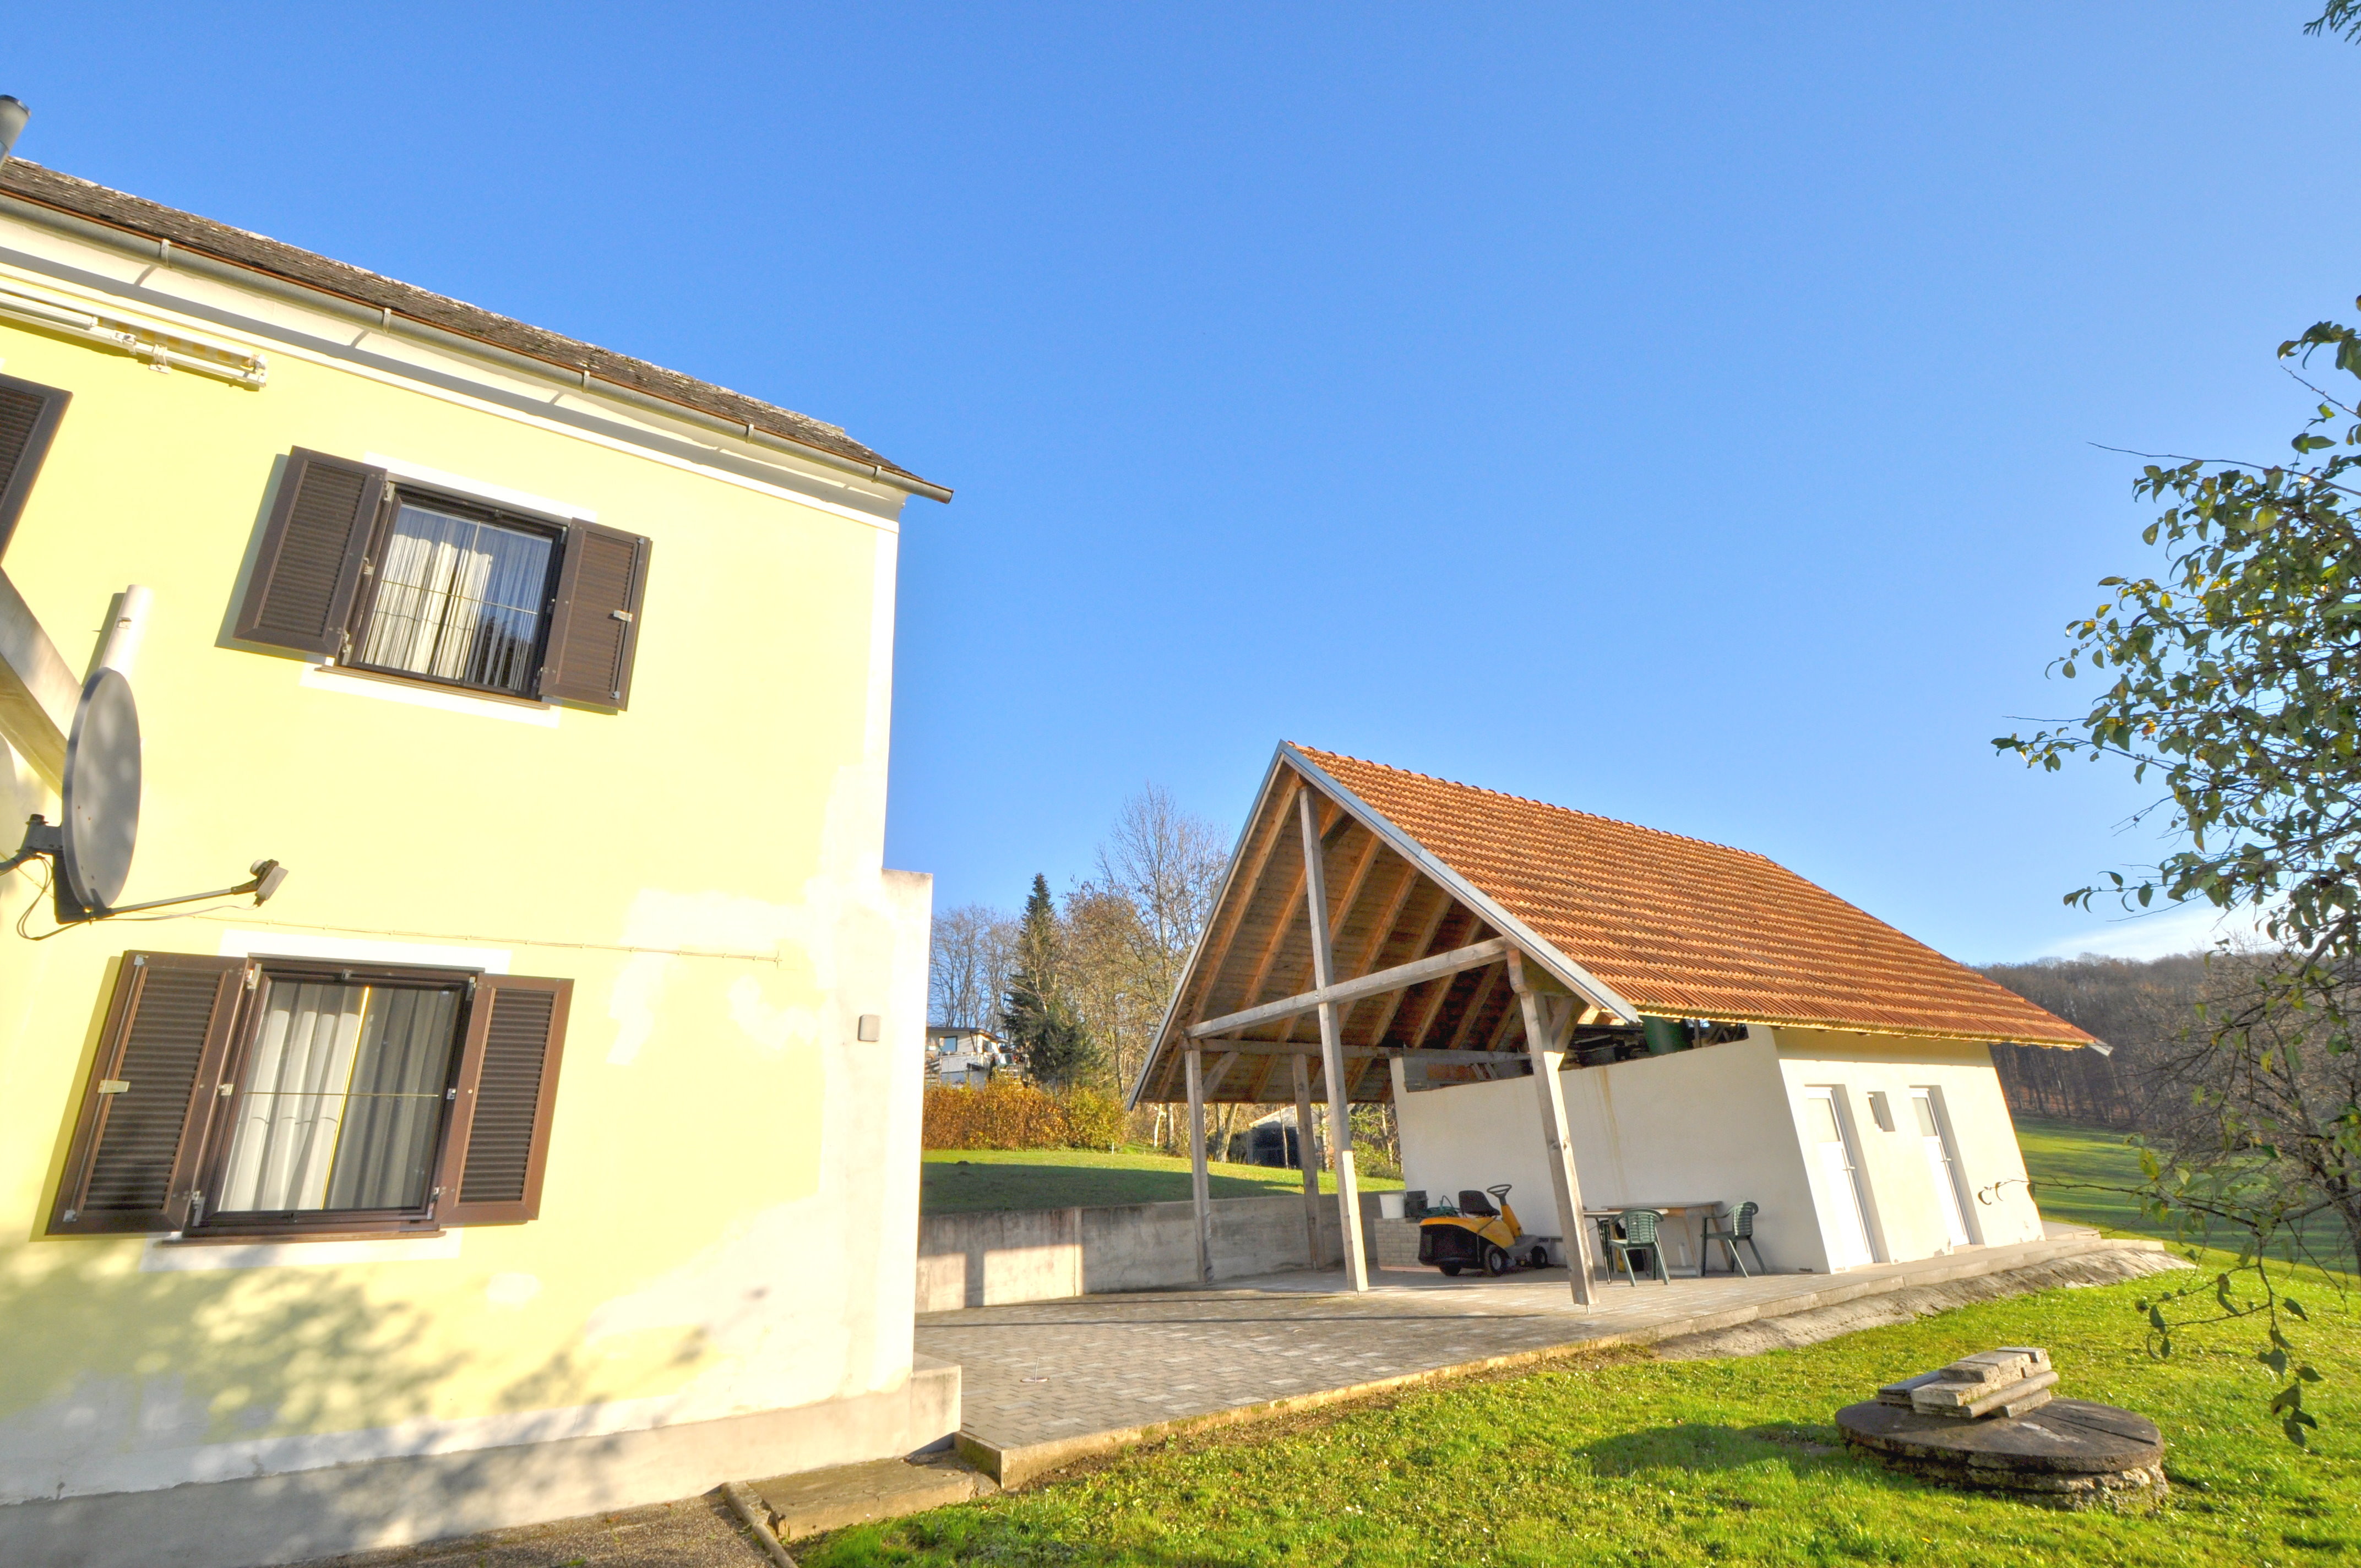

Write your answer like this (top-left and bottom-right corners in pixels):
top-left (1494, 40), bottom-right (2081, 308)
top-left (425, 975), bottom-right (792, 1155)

top-left (917, 1226), bottom-right (2170, 1484)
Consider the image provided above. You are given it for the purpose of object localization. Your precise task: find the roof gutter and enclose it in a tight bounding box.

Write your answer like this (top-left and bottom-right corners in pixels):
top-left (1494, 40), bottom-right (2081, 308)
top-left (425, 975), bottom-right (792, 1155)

top-left (0, 188), bottom-right (954, 504)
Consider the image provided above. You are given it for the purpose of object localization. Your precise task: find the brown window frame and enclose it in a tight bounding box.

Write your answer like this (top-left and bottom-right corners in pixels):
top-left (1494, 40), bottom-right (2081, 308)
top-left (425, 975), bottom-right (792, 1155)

top-left (184, 959), bottom-right (480, 1240)
top-left (339, 483), bottom-right (568, 704)
top-left (231, 449), bottom-right (652, 710)
top-left (46, 952), bottom-right (572, 1242)
top-left (0, 371), bottom-right (71, 559)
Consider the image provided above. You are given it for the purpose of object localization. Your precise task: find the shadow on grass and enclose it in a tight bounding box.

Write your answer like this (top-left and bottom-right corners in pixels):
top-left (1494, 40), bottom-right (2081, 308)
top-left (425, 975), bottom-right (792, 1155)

top-left (1571, 1420), bottom-right (1895, 1480)
top-left (810, 1508), bottom-right (1265, 1568)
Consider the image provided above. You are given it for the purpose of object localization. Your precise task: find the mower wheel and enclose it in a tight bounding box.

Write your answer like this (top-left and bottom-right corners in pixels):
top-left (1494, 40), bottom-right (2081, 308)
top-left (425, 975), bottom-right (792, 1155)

top-left (1439, 1262), bottom-right (1462, 1277)
top-left (1528, 1245), bottom-right (1551, 1270)
top-left (1484, 1244), bottom-right (1512, 1277)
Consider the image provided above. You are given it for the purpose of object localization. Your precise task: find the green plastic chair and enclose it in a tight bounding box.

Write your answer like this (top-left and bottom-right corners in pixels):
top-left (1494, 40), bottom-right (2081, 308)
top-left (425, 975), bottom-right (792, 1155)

top-left (1609, 1208), bottom-right (1669, 1286)
top-left (1701, 1201), bottom-right (1765, 1277)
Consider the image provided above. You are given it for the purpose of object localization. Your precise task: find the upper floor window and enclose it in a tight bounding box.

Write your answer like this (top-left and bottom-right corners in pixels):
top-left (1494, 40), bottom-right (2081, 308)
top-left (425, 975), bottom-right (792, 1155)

top-left (0, 371), bottom-right (70, 558)
top-left (232, 448), bottom-right (651, 708)
top-left (355, 499), bottom-right (558, 698)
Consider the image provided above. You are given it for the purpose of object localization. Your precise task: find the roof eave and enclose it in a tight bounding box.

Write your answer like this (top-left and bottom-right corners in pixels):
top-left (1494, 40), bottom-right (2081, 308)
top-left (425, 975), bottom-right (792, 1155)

top-left (0, 165), bottom-right (954, 503)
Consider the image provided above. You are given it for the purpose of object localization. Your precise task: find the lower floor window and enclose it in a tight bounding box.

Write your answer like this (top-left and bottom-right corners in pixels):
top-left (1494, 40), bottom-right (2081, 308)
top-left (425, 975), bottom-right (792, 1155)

top-left (217, 979), bottom-right (462, 1215)
top-left (45, 950), bottom-right (574, 1240)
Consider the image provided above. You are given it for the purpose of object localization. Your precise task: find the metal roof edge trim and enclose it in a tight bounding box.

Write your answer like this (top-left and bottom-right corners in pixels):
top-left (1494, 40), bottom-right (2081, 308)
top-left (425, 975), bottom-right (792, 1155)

top-left (1278, 743), bottom-right (1642, 1026)
top-left (1128, 745), bottom-right (1294, 1111)
top-left (1756, 1017), bottom-right (2095, 1050)
top-left (0, 186), bottom-right (954, 504)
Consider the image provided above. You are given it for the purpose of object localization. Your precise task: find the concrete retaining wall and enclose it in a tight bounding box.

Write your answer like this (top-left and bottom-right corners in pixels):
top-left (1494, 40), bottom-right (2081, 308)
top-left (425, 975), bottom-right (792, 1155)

top-left (918, 1190), bottom-right (1395, 1310)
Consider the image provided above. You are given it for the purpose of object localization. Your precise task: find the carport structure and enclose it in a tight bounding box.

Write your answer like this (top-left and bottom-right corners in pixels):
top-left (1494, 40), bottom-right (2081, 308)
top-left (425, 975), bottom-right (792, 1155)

top-left (1129, 743), bottom-right (2093, 1308)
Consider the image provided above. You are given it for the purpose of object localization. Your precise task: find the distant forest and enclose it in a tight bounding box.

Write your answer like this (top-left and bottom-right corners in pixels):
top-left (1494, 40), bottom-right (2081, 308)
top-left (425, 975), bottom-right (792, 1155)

top-left (1978, 952), bottom-right (2214, 1128)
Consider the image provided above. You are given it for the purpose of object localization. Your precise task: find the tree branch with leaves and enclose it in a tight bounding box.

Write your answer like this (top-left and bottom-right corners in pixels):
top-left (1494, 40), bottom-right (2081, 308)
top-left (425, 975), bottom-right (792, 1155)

top-left (1996, 306), bottom-right (2361, 1443)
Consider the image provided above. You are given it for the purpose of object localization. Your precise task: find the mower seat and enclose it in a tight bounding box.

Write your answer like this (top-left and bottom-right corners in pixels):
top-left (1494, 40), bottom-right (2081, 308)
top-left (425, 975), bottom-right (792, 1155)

top-left (1457, 1189), bottom-right (1497, 1217)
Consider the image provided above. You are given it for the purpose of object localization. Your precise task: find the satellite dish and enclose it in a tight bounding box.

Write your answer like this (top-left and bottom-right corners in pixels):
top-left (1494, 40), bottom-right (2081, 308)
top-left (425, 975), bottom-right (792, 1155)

top-left (1, 653), bottom-right (284, 930)
top-left (60, 668), bottom-right (139, 913)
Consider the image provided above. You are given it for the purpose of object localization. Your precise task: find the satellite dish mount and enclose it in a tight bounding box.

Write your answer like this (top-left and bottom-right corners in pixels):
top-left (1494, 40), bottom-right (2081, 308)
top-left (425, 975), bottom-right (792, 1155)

top-left (1, 668), bottom-right (287, 927)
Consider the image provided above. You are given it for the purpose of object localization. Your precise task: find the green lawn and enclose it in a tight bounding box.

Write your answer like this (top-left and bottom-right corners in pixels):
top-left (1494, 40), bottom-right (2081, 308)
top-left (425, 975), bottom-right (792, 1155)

top-left (2017, 1116), bottom-right (2358, 1273)
top-left (810, 1259), bottom-right (2361, 1566)
top-left (844, 1119), bottom-right (2360, 1565)
top-left (922, 1147), bottom-right (1403, 1215)
top-left (2015, 1115), bottom-right (2161, 1239)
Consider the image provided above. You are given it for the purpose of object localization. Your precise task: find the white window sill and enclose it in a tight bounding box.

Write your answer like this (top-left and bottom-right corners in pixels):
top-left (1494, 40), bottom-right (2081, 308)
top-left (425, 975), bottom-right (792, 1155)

top-left (139, 1230), bottom-right (465, 1272)
top-left (300, 662), bottom-right (560, 727)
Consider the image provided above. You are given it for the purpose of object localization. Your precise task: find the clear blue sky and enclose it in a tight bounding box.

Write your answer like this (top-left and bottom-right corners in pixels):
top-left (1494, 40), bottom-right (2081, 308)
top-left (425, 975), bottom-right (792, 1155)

top-left (10, 6), bottom-right (2351, 963)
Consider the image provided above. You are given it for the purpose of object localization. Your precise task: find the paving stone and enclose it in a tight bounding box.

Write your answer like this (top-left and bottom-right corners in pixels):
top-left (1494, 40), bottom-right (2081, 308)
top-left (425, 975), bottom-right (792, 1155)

top-left (918, 1235), bottom-right (2176, 1484)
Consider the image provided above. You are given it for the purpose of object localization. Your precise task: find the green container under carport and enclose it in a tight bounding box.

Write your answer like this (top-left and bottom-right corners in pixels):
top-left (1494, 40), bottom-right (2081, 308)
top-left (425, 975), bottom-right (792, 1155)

top-left (1641, 1016), bottom-right (1693, 1055)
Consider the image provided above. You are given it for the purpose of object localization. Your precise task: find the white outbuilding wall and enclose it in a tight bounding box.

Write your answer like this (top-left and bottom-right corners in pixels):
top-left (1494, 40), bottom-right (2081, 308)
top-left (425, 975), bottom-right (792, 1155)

top-left (1391, 1026), bottom-right (2047, 1276)
top-left (1767, 1027), bottom-right (2043, 1260)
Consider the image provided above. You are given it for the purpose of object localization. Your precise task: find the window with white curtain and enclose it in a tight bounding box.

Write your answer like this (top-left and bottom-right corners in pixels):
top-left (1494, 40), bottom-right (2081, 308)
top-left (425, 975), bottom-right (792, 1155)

top-left (353, 499), bottom-right (556, 696)
top-left (216, 977), bottom-right (463, 1216)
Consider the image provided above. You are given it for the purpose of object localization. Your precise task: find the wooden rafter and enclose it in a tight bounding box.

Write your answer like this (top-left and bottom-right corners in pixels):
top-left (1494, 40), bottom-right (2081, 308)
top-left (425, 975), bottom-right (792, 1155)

top-left (1329, 854), bottom-right (1421, 1045)
top-left (1445, 963), bottom-right (1505, 1052)
top-left (1187, 938), bottom-right (1513, 1039)
top-left (1235, 863), bottom-right (1308, 1021)
top-left (1276, 825), bottom-right (1386, 1045)
top-left (1183, 778), bottom-right (1299, 1025)
top-left (1245, 1050), bottom-right (1280, 1104)
top-left (1485, 988), bottom-right (1526, 1050)
top-left (1364, 886), bottom-right (1462, 1048)
top-left (1403, 917), bottom-right (1490, 1052)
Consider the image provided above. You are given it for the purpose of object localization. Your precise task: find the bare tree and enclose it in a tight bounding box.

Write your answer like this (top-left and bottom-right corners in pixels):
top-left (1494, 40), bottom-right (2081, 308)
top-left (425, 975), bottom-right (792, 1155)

top-left (929, 902), bottom-right (1019, 1030)
top-left (1063, 785), bottom-right (1232, 1100)
top-left (1094, 783), bottom-right (1231, 1006)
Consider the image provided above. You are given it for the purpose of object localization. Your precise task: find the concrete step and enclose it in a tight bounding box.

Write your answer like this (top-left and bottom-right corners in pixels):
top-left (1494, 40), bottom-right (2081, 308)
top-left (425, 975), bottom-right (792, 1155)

top-left (742, 1451), bottom-right (998, 1543)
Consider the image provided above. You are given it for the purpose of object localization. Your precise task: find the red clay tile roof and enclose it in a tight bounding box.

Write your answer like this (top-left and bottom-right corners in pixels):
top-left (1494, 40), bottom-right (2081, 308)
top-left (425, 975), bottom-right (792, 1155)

top-left (1291, 744), bottom-right (2092, 1047)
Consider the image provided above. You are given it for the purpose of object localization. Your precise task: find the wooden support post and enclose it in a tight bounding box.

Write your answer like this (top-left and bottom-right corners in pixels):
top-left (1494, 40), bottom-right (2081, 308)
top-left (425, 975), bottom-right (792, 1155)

top-left (1509, 949), bottom-right (1594, 1308)
top-left (1299, 787), bottom-right (1369, 1292)
top-left (1291, 1050), bottom-right (1321, 1266)
top-left (1187, 1045), bottom-right (1212, 1284)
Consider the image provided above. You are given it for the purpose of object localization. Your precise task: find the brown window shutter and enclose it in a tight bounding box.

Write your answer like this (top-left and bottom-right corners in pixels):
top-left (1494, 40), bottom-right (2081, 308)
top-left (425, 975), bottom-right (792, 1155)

top-left (49, 953), bottom-right (247, 1235)
top-left (438, 974), bottom-right (572, 1226)
top-left (232, 448), bottom-right (387, 655)
top-left (0, 372), bottom-right (70, 559)
top-left (539, 524), bottom-right (650, 708)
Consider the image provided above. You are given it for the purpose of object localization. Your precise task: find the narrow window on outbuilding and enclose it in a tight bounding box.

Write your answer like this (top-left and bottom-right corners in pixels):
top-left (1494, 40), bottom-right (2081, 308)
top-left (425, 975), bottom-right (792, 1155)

top-left (0, 372), bottom-right (71, 558)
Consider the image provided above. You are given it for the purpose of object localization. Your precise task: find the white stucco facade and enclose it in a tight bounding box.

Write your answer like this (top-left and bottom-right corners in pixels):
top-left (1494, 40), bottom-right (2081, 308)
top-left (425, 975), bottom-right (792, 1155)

top-left (1393, 1027), bottom-right (2046, 1276)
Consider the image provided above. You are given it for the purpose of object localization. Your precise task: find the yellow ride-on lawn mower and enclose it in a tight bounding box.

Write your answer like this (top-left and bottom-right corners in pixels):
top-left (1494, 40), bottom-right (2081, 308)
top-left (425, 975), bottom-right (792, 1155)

top-left (1417, 1184), bottom-right (1554, 1276)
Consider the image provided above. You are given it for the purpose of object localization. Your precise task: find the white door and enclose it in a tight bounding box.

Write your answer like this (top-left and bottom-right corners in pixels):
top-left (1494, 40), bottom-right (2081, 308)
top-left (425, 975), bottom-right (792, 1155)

top-left (1912, 1088), bottom-right (1973, 1247)
top-left (1803, 1087), bottom-right (1874, 1269)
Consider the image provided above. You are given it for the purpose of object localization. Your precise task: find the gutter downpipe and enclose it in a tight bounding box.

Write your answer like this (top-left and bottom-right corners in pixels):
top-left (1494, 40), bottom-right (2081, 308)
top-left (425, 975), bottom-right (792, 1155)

top-left (0, 189), bottom-right (955, 505)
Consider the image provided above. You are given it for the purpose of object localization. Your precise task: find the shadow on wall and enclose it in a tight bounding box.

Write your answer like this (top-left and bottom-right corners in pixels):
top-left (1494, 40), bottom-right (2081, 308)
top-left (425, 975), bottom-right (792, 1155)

top-left (0, 1240), bottom-right (707, 1564)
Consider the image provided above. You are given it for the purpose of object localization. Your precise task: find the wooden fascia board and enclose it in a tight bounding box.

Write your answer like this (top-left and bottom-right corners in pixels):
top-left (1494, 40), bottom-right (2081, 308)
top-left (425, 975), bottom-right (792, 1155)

top-left (1277, 745), bottom-right (1640, 1024)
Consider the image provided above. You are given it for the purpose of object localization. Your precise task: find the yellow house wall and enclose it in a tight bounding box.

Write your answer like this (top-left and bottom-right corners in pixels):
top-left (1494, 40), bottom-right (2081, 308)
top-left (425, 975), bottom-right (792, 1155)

top-left (0, 277), bottom-right (931, 1505)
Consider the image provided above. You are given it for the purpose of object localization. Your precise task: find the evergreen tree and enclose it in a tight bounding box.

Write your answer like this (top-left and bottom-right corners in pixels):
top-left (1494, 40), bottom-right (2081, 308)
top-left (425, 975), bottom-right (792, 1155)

top-left (1000, 873), bottom-right (1102, 1089)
